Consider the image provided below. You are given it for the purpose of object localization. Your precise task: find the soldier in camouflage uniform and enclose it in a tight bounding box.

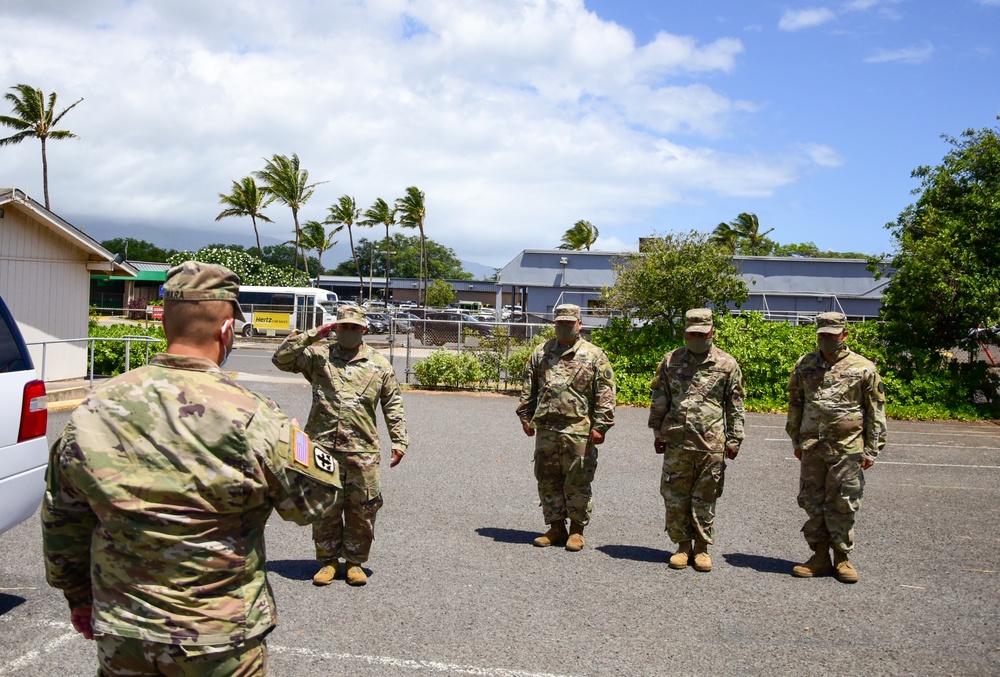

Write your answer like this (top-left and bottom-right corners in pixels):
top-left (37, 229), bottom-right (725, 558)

top-left (787, 311), bottom-right (887, 583)
top-left (42, 261), bottom-right (341, 677)
top-left (517, 304), bottom-right (615, 551)
top-left (648, 308), bottom-right (745, 572)
top-left (272, 305), bottom-right (408, 586)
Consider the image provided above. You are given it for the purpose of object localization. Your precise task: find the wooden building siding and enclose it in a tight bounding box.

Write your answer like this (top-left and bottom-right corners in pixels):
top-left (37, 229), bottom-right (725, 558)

top-left (0, 207), bottom-right (90, 380)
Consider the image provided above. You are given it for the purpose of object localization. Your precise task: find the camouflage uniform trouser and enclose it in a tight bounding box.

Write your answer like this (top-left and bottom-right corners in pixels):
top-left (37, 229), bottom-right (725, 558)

top-left (798, 448), bottom-right (865, 553)
top-left (533, 429), bottom-right (598, 526)
top-left (660, 447), bottom-right (724, 545)
top-left (313, 451), bottom-right (383, 565)
top-left (95, 633), bottom-right (267, 677)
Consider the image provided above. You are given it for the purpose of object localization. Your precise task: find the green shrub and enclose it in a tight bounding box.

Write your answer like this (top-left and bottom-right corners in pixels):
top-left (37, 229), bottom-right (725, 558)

top-left (413, 350), bottom-right (484, 388)
top-left (88, 322), bottom-right (166, 375)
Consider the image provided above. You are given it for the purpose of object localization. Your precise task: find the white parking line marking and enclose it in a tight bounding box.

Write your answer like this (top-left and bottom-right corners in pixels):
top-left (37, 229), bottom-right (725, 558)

top-left (0, 629), bottom-right (77, 675)
top-left (752, 425), bottom-right (1000, 439)
top-left (781, 457), bottom-right (1000, 469)
top-left (269, 645), bottom-right (580, 677)
top-left (766, 439), bottom-right (1000, 450)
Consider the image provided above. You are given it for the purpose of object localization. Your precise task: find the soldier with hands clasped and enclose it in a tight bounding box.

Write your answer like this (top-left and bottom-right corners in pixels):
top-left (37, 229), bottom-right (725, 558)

top-left (787, 311), bottom-right (887, 583)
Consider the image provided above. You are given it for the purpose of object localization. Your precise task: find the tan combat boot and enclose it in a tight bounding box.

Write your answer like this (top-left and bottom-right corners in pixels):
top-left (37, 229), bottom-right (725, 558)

top-left (792, 542), bottom-right (834, 578)
top-left (565, 521), bottom-right (586, 551)
top-left (345, 563), bottom-right (368, 586)
top-left (312, 561), bottom-right (339, 586)
top-left (533, 521), bottom-right (568, 548)
top-left (669, 541), bottom-right (692, 569)
top-left (692, 540), bottom-right (712, 572)
top-left (833, 550), bottom-right (859, 584)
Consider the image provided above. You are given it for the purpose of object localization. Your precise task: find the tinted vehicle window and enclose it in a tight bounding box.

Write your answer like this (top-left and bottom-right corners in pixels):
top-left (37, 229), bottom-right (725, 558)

top-left (0, 299), bottom-right (29, 373)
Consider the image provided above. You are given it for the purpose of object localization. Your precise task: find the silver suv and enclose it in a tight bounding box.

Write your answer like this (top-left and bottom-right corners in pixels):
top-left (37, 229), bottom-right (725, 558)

top-left (0, 294), bottom-right (48, 535)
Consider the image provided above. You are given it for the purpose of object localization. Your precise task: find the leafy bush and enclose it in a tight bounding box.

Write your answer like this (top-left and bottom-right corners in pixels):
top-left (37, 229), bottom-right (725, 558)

top-left (413, 350), bottom-right (484, 388)
top-left (88, 321), bottom-right (166, 375)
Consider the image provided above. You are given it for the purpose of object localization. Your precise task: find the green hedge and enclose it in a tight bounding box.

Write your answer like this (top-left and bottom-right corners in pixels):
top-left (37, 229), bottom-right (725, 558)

top-left (88, 321), bottom-right (167, 376)
top-left (590, 313), bottom-right (999, 421)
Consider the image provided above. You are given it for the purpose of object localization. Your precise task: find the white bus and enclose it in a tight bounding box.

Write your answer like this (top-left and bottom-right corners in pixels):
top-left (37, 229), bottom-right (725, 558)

top-left (237, 286), bottom-right (339, 337)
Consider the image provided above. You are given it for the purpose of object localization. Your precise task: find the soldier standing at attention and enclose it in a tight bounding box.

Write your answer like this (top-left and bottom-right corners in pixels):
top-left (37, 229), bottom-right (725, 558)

top-left (272, 305), bottom-right (408, 587)
top-left (517, 303), bottom-right (615, 551)
top-left (42, 261), bottom-right (341, 676)
top-left (787, 311), bottom-right (886, 583)
top-left (648, 308), bottom-right (745, 573)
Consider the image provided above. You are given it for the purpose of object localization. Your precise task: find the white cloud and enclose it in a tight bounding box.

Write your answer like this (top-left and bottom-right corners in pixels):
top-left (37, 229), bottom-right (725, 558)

top-left (778, 8), bottom-right (837, 31)
top-left (0, 0), bottom-right (823, 266)
top-left (864, 42), bottom-right (934, 64)
top-left (800, 144), bottom-right (844, 168)
top-left (977, 0), bottom-right (1000, 6)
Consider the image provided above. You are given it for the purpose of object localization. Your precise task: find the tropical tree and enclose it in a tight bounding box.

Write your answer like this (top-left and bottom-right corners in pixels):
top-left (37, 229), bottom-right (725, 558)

top-left (0, 83), bottom-right (83, 209)
top-left (215, 176), bottom-right (274, 255)
top-left (329, 233), bottom-right (472, 280)
top-left (557, 219), bottom-right (600, 251)
top-left (255, 153), bottom-right (324, 278)
top-left (327, 195), bottom-right (365, 298)
top-left (99, 238), bottom-right (178, 263)
top-left (395, 187), bottom-right (427, 305)
top-left (710, 212), bottom-right (775, 256)
top-left (299, 220), bottom-right (342, 274)
top-left (426, 279), bottom-right (456, 308)
top-left (360, 198), bottom-right (396, 305)
top-left (603, 230), bottom-right (748, 334)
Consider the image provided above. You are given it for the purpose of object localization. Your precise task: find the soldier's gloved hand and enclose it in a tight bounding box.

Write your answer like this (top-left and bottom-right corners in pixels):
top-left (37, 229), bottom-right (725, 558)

top-left (589, 429), bottom-right (605, 445)
top-left (390, 449), bottom-right (404, 468)
top-left (725, 440), bottom-right (740, 460)
top-left (654, 438), bottom-right (665, 454)
top-left (521, 421), bottom-right (535, 437)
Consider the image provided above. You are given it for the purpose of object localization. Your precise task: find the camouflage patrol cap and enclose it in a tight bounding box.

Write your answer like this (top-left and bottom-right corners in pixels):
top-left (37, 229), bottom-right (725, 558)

top-left (337, 305), bottom-right (368, 327)
top-left (684, 308), bottom-right (713, 334)
top-left (554, 304), bottom-right (581, 322)
top-left (163, 260), bottom-right (245, 321)
top-left (816, 311), bottom-right (847, 334)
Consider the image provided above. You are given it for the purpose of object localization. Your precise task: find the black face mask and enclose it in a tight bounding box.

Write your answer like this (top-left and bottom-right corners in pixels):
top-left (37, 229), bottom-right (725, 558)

top-left (337, 328), bottom-right (364, 349)
top-left (555, 324), bottom-right (579, 343)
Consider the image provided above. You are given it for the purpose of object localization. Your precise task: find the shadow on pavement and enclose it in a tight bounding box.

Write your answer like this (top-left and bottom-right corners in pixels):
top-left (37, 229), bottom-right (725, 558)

top-left (722, 552), bottom-right (796, 574)
top-left (595, 544), bottom-right (666, 564)
top-left (0, 593), bottom-right (26, 616)
top-left (268, 559), bottom-right (319, 581)
top-left (475, 527), bottom-right (537, 545)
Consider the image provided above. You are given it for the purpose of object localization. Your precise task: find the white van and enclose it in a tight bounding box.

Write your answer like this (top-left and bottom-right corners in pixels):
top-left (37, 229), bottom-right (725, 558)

top-left (236, 286), bottom-right (338, 337)
top-left (0, 294), bottom-right (49, 535)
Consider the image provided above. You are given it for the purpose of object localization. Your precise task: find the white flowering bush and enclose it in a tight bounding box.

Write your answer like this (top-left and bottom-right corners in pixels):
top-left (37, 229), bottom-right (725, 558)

top-left (168, 247), bottom-right (310, 286)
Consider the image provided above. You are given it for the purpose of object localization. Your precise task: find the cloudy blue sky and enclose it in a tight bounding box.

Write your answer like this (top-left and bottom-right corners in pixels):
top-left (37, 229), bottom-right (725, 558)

top-left (1, 0), bottom-right (997, 270)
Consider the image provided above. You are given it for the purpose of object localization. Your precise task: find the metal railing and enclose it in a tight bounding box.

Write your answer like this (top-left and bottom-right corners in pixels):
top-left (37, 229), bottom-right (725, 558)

top-left (26, 336), bottom-right (161, 385)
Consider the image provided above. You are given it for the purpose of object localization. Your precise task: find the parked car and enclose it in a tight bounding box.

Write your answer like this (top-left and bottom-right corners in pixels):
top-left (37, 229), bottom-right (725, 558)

top-left (414, 311), bottom-right (495, 346)
top-left (365, 313), bottom-right (389, 334)
top-left (0, 294), bottom-right (49, 535)
top-left (368, 312), bottom-right (412, 334)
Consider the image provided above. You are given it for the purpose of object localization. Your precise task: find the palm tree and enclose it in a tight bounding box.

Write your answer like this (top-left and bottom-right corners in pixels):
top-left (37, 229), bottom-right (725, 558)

top-left (300, 220), bottom-right (342, 274)
top-left (395, 187), bottom-right (426, 305)
top-left (0, 84), bottom-right (83, 209)
top-left (255, 153), bottom-right (325, 278)
top-left (216, 176), bottom-right (274, 256)
top-left (557, 219), bottom-right (600, 251)
top-left (710, 212), bottom-right (774, 256)
top-left (361, 198), bottom-right (397, 305)
top-left (328, 195), bottom-right (367, 301)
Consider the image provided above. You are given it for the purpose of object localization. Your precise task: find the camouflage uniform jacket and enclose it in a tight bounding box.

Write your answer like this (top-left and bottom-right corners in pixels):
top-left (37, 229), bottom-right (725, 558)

top-left (41, 353), bottom-right (341, 646)
top-left (648, 345), bottom-right (745, 453)
top-left (786, 349), bottom-right (887, 460)
top-left (517, 336), bottom-right (616, 436)
top-left (272, 329), bottom-right (409, 454)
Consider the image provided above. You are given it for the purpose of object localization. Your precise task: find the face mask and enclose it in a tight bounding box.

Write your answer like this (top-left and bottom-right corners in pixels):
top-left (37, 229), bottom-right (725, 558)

top-left (219, 319), bottom-right (235, 368)
top-left (817, 336), bottom-right (847, 357)
top-left (337, 327), bottom-right (364, 350)
top-left (684, 336), bottom-right (713, 354)
top-left (554, 323), bottom-right (579, 343)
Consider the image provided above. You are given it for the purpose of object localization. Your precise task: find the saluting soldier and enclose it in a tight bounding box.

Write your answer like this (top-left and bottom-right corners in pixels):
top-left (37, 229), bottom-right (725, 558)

top-left (648, 308), bottom-right (745, 573)
top-left (787, 311), bottom-right (887, 583)
top-left (517, 303), bottom-right (616, 551)
top-left (272, 305), bottom-right (409, 587)
top-left (42, 261), bottom-right (341, 676)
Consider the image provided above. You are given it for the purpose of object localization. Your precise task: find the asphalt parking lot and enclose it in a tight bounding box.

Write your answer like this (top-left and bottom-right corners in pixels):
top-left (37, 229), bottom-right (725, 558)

top-left (1, 372), bottom-right (998, 676)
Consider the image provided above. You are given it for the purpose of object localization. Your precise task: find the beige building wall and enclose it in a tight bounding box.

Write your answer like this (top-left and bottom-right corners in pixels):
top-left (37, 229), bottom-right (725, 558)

top-left (0, 207), bottom-right (90, 381)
